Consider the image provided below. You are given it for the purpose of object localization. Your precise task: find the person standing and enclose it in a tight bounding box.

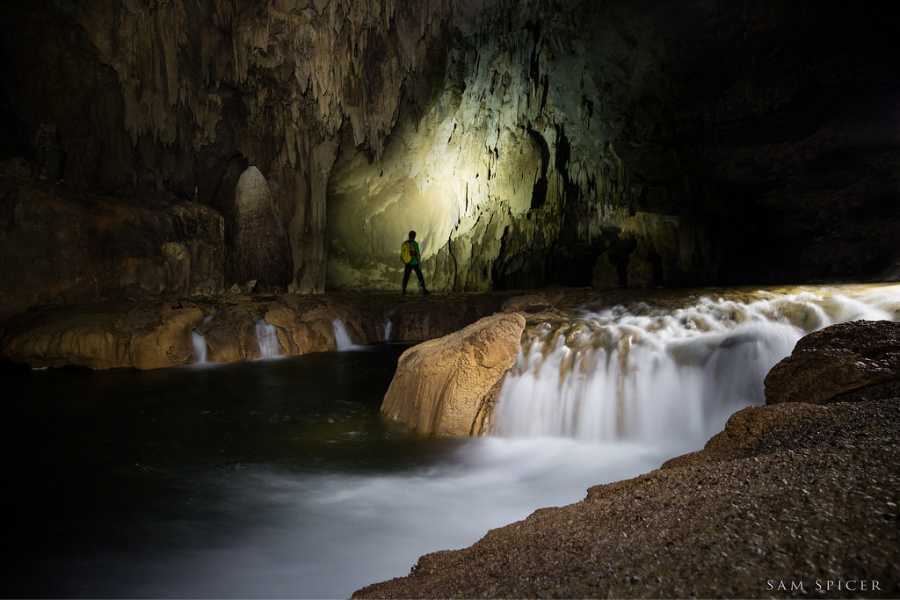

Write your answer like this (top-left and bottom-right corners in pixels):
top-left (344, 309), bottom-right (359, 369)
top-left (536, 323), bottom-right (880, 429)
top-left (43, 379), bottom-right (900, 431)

top-left (400, 230), bottom-right (429, 295)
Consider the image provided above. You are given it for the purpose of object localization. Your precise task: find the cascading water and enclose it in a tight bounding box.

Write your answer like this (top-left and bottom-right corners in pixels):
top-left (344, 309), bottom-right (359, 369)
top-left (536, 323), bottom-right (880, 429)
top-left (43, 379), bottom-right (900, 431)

top-left (255, 320), bottom-right (281, 359)
top-left (191, 331), bottom-right (208, 364)
top-left (383, 319), bottom-right (393, 342)
top-left (333, 319), bottom-right (358, 351)
top-left (495, 285), bottom-right (900, 445)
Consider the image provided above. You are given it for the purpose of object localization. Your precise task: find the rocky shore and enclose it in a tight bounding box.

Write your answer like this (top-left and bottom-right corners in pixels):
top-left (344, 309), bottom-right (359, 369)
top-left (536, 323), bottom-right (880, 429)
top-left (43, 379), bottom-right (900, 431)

top-left (0, 292), bottom-right (509, 370)
top-left (355, 321), bottom-right (900, 598)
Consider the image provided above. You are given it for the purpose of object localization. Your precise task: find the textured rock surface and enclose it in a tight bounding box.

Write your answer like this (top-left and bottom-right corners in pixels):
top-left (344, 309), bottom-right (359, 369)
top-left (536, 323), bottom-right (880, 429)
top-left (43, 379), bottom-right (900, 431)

top-left (232, 167), bottom-right (291, 289)
top-left (357, 394), bottom-right (900, 597)
top-left (0, 175), bottom-right (224, 319)
top-left (0, 303), bottom-right (204, 370)
top-left (326, 1), bottom-right (900, 291)
top-left (0, 292), bottom-right (509, 370)
top-left (381, 312), bottom-right (526, 436)
top-left (766, 320), bottom-right (900, 406)
top-left (2, 2), bottom-right (899, 298)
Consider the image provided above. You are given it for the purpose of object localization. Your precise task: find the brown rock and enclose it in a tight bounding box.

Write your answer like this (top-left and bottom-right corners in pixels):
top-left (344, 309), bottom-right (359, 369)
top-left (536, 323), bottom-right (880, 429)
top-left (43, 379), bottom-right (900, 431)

top-left (381, 312), bottom-right (526, 436)
top-left (765, 320), bottom-right (900, 405)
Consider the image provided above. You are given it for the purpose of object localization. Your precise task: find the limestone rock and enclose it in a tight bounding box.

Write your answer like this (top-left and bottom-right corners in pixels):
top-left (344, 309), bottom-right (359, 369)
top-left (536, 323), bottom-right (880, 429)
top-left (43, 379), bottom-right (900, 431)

top-left (765, 320), bottom-right (900, 405)
top-left (381, 312), bottom-right (526, 436)
top-left (0, 303), bottom-right (204, 370)
top-left (232, 167), bottom-right (290, 289)
top-left (0, 178), bottom-right (225, 319)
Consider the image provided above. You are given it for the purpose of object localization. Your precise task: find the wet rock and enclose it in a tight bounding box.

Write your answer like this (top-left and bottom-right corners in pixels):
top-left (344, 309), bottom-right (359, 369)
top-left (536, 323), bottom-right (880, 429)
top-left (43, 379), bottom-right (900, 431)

top-left (381, 312), bottom-right (526, 436)
top-left (765, 320), bottom-right (900, 405)
top-left (356, 397), bottom-right (900, 599)
top-left (0, 303), bottom-right (204, 369)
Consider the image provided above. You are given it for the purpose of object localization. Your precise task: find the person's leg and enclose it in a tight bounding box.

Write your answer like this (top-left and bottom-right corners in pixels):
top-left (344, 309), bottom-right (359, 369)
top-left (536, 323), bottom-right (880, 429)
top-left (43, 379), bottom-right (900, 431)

top-left (414, 265), bottom-right (429, 294)
top-left (402, 264), bottom-right (412, 294)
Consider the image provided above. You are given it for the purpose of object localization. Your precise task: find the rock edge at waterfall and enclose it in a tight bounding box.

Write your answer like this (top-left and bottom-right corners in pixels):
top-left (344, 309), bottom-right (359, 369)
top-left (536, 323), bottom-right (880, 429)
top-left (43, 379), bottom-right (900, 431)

top-left (381, 312), bottom-right (527, 436)
top-left (354, 320), bottom-right (900, 598)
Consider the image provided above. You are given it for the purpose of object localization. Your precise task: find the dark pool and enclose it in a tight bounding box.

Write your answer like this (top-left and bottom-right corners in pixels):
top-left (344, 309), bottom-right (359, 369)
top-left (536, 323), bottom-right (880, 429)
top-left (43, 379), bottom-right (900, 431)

top-left (3, 346), bottom-right (665, 598)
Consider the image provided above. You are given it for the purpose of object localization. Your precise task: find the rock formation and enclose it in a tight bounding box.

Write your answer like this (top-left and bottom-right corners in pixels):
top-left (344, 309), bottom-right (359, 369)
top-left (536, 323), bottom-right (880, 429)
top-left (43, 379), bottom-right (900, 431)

top-left (381, 312), bottom-right (526, 436)
top-left (0, 293), bottom-right (511, 370)
top-left (1, 1), bottom-right (898, 302)
top-left (0, 174), bottom-right (224, 320)
top-left (765, 320), bottom-right (900, 405)
top-left (355, 321), bottom-right (900, 598)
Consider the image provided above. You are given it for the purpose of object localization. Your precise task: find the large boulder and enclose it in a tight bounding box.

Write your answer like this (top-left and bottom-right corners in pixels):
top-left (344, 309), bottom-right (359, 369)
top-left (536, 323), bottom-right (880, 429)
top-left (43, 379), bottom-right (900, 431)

top-left (381, 312), bottom-right (526, 436)
top-left (765, 320), bottom-right (900, 405)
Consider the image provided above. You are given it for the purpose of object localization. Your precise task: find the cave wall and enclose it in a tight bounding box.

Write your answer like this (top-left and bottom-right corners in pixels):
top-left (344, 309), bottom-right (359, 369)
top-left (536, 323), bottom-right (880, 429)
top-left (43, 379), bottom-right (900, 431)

top-left (326, 0), bottom-right (900, 291)
top-left (1, 0), bottom-right (899, 309)
top-left (0, 0), bottom-right (455, 297)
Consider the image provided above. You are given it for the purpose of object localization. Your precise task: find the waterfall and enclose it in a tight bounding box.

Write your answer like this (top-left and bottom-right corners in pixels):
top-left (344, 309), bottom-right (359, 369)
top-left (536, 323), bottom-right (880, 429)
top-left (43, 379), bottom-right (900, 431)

top-left (495, 285), bottom-right (900, 444)
top-left (332, 319), bottom-right (358, 351)
top-left (255, 320), bottom-right (281, 359)
top-left (383, 319), bottom-right (393, 342)
top-left (191, 331), bottom-right (208, 364)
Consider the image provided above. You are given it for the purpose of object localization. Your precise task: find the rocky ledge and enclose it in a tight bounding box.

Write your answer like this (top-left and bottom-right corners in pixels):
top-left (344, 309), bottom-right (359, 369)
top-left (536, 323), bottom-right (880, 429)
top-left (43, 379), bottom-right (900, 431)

top-left (0, 293), bottom-right (509, 370)
top-left (355, 320), bottom-right (900, 598)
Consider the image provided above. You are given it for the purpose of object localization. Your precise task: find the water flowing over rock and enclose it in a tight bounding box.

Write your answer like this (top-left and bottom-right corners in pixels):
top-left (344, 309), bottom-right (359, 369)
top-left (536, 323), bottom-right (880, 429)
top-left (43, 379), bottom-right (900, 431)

top-left (332, 319), bottom-right (357, 351)
top-left (765, 319), bottom-right (900, 405)
top-left (255, 319), bottom-right (281, 359)
top-left (356, 320), bottom-right (900, 599)
top-left (381, 312), bottom-right (526, 436)
top-left (494, 285), bottom-right (900, 442)
top-left (191, 330), bottom-right (208, 364)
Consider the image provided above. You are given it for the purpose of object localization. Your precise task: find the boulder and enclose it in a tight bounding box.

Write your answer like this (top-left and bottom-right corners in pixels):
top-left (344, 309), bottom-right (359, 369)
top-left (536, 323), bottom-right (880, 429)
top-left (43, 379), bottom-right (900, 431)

top-left (765, 320), bottom-right (900, 405)
top-left (381, 312), bottom-right (526, 436)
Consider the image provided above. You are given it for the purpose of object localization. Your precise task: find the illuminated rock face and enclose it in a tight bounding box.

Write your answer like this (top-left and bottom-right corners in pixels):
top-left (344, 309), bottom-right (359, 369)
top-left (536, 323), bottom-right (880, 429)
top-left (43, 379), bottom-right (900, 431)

top-left (2, 1), bottom-right (899, 301)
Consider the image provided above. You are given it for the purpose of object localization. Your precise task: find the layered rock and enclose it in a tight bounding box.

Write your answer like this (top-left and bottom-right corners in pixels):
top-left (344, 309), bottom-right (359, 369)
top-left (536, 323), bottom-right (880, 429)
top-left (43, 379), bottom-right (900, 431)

top-left (0, 175), bottom-right (224, 320)
top-left (381, 312), bottom-right (526, 436)
top-left (765, 320), bottom-right (900, 405)
top-left (0, 292), bottom-right (510, 370)
top-left (0, 303), bottom-right (204, 370)
top-left (3, 2), bottom-right (898, 299)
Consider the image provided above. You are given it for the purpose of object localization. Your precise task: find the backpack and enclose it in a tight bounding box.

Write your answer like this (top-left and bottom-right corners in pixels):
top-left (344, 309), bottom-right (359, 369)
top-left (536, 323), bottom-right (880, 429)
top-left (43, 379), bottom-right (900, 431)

top-left (400, 241), bottom-right (413, 265)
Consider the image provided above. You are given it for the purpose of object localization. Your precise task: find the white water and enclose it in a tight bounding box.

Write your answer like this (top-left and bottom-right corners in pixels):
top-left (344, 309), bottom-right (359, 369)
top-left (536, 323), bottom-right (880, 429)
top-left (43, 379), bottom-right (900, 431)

top-left (255, 320), bottom-right (281, 359)
top-left (98, 438), bottom-right (665, 598)
top-left (496, 285), bottom-right (900, 443)
top-left (191, 331), bottom-right (208, 364)
top-left (333, 319), bottom-right (359, 351)
top-left (383, 319), bottom-right (393, 342)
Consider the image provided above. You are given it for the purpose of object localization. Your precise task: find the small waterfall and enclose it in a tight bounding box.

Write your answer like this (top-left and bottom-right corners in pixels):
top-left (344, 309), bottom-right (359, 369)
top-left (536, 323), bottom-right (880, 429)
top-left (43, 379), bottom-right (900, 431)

top-left (383, 319), bottom-right (393, 342)
top-left (495, 285), bottom-right (900, 444)
top-left (332, 319), bottom-right (357, 351)
top-left (255, 320), bottom-right (281, 359)
top-left (191, 331), bottom-right (208, 364)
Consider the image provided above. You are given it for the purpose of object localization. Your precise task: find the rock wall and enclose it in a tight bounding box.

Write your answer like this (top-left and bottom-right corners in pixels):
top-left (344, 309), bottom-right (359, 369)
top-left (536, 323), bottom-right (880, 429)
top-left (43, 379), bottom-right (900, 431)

top-left (0, 173), bottom-right (224, 320)
top-left (326, 0), bottom-right (900, 290)
top-left (1, 1), bottom-right (899, 302)
top-left (0, 0), bottom-right (455, 294)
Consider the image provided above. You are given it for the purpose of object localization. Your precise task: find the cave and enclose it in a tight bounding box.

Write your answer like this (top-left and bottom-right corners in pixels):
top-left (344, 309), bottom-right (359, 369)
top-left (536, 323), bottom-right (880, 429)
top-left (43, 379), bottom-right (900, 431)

top-left (2, 1), bottom-right (899, 598)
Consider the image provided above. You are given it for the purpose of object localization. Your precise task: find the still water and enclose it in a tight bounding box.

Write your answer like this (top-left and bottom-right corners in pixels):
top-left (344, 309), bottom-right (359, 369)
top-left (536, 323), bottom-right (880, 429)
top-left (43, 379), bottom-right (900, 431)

top-left (5, 347), bottom-right (664, 598)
